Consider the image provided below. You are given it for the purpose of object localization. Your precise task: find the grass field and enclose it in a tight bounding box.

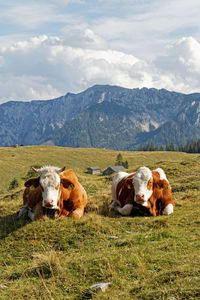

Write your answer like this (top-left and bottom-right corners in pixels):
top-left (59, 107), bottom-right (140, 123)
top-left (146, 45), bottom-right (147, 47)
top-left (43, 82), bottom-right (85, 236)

top-left (0, 146), bottom-right (200, 299)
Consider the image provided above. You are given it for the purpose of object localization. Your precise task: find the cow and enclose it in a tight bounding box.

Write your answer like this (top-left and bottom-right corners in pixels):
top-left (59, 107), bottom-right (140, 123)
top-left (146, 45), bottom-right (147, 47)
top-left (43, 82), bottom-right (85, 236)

top-left (18, 166), bottom-right (87, 221)
top-left (110, 166), bottom-right (174, 217)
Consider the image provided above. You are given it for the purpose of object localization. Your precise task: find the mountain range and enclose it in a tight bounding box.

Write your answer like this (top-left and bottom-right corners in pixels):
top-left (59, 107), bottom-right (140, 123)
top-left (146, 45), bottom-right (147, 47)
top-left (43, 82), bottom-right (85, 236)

top-left (0, 85), bottom-right (200, 150)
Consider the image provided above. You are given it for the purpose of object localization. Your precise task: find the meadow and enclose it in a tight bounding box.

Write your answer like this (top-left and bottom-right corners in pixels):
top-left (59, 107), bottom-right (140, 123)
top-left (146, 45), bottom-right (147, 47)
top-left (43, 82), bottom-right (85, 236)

top-left (0, 146), bottom-right (200, 299)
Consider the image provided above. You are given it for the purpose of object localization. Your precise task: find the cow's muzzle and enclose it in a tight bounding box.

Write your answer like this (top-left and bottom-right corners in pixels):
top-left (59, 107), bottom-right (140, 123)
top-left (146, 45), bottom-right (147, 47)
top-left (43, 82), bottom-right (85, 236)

top-left (43, 199), bottom-right (58, 210)
top-left (135, 194), bottom-right (145, 204)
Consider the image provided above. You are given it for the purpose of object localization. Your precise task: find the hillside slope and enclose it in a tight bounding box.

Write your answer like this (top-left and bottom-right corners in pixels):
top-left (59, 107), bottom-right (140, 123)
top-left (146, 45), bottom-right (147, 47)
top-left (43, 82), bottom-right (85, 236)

top-left (0, 146), bottom-right (200, 299)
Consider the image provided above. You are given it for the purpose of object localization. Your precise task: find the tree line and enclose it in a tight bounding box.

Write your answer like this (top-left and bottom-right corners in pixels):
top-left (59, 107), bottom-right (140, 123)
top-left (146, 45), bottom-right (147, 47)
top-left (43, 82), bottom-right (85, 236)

top-left (139, 139), bottom-right (200, 153)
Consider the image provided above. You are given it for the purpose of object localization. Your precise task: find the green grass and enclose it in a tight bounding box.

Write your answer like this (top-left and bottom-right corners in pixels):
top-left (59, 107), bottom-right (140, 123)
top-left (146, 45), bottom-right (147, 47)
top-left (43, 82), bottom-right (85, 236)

top-left (0, 146), bottom-right (200, 299)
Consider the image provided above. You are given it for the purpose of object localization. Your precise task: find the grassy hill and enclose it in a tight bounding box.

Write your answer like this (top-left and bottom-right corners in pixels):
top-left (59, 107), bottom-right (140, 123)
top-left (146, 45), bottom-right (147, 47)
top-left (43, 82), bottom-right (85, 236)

top-left (0, 146), bottom-right (200, 299)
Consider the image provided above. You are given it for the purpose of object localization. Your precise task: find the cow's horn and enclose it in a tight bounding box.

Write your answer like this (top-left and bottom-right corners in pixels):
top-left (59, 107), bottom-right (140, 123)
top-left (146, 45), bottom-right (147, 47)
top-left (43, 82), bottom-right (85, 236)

top-left (57, 166), bottom-right (66, 174)
top-left (32, 167), bottom-right (39, 173)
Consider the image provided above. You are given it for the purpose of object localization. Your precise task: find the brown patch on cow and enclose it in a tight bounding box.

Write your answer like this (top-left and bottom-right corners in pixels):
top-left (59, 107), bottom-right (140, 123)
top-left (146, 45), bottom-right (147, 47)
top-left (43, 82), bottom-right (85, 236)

top-left (22, 184), bottom-right (43, 219)
top-left (56, 169), bottom-right (87, 219)
top-left (148, 171), bottom-right (174, 216)
top-left (116, 173), bottom-right (135, 207)
top-left (24, 177), bottom-right (40, 188)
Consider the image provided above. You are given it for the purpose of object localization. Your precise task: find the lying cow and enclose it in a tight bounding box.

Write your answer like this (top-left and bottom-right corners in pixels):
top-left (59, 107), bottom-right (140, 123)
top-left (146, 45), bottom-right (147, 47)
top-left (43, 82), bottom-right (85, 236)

top-left (18, 166), bottom-right (87, 220)
top-left (110, 166), bottom-right (174, 216)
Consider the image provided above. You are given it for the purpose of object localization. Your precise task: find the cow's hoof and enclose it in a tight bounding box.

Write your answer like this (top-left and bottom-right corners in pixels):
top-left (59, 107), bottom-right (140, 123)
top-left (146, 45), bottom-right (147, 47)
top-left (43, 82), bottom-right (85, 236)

top-left (18, 205), bottom-right (28, 216)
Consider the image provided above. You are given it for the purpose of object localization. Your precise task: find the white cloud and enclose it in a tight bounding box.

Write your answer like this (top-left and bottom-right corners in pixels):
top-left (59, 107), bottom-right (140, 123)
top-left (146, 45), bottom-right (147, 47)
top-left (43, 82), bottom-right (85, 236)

top-left (61, 27), bottom-right (108, 49)
top-left (53, 0), bottom-right (84, 5)
top-left (155, 37), bottom-right (200, 74)
top-left (0, 28), bottom-right (200, 103)
top-left (153, 37), bottom-right (200, 93)
top-left (92, 0), bottom-right (200, 59)
top-left (0, 75), bottom-right (60, 102)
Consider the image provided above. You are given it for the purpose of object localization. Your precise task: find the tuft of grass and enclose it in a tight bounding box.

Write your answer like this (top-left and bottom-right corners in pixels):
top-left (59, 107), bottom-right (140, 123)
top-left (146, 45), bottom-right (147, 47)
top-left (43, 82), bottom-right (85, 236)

top-left (25, 250), bottom-right (64, 279)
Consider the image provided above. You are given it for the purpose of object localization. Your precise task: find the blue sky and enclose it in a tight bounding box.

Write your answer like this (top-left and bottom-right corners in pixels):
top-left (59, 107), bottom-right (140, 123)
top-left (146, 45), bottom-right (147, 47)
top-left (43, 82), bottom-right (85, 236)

top-left (0, 0), bottom-right (200, 103)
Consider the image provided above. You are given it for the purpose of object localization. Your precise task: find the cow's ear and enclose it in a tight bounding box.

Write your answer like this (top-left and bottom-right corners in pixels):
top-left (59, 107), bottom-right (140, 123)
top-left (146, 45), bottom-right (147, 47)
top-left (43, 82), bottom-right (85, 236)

top-left (24, 177), bottom-right (40, 188)
top-left (157, 180), bottom-right (164, 190)
top-left (60, 178), bottom-right (75, 190)
top-left (125, 177), bottom-right (134, 190)
top-left (155, 180), bottom-right (169, 191)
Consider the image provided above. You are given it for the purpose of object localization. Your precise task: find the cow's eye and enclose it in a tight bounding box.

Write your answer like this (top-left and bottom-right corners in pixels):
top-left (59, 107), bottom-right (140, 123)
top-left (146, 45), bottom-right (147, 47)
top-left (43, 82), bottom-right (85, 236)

top-left (55, 184), bottom-right (59, 190)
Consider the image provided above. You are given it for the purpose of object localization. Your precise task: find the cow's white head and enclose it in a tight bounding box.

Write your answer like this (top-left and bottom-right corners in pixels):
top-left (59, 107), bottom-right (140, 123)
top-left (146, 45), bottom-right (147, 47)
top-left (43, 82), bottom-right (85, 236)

top-left (25, 166), bottom-right (66, 209)
top-left (132, 166), bottom-right (153, 207)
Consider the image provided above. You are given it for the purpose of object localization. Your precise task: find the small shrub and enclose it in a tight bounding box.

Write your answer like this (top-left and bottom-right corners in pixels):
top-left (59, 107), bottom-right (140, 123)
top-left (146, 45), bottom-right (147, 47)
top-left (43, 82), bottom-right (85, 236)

top-left (9, 178), bottom-right (19, 190)
top-left (25, 165), bottom-right (42, 179)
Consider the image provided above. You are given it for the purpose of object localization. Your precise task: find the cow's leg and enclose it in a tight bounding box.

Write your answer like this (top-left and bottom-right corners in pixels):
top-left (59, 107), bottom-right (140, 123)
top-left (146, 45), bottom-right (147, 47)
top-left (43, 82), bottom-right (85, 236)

top-left (33, 202), bottom-right (44, 220)
top-left (18, 204), bottom-right (28, 216)
top-left (71, 206), bottom-right (84, 220)
top-left (110, 184), bottom-right (117, 208)
top-left (28, 202), bottom-right (43, 221)
top-left (56, 209), bottom-right (70, 218)
top-left (116, 204), bottom-right (133, 216)
top-left (163, 203), bottom-right (174, 215)
top-left (28, 208), bottom-right (35, 221)
top-left (109, 200), bottom-right (117, 208)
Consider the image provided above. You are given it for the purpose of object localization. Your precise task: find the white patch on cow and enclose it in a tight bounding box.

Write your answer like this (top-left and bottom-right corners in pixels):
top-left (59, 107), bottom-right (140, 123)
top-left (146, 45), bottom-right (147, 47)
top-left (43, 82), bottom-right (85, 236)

top-left (155, 168), bottom-right (168, 182)
top-left (163, 203), bottom-right (174, 215)
top-left (37, 166), bottom-right (62, 209)
top-left (133, 166), bottom-right (153, 206)
top-left (116, 204), bottom-right (133, 216)
top-left (155, 168), bottom-right (172, 190)
top-left (118, 187), bottom-right (123, 198)
top-left (111, 171), bottom-right (130, 206)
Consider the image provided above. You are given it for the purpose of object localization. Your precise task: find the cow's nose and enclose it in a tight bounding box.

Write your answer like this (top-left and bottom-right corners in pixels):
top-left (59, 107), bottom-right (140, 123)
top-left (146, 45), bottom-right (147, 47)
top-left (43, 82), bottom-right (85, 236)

top-left (45, 199), bottom-right (54, 207)
top-left (136, 194), bottom-right (145, 202)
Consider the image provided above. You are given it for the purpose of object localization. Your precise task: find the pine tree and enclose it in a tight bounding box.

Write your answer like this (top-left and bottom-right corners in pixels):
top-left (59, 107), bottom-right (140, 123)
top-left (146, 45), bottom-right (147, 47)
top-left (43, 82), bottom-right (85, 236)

top-left (122, 160), bottom-right (129, 169)
top-left (197, 139), bottom-right (200, 153)
top-left (115, 153), bottom-right (123, 165)
top-left (159, 145), bottom-right (164, 151)
top-left (178, 144), bottom-right (183, 152)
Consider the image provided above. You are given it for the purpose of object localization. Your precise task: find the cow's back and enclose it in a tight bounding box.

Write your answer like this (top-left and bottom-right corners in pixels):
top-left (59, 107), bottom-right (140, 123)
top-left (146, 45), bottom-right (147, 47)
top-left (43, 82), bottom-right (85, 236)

top-left (78, 182), bottom-right (87, 208)
top-left (112, 172), bottom-right (135, 208)
top-left (58, 170), bottom-right (87, 216)
top-left (151, 170), bottom-right (174, 215)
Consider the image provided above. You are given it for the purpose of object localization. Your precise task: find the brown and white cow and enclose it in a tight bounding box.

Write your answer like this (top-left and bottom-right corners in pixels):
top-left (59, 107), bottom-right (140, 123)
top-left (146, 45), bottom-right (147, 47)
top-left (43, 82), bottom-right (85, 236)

top-left (110, 166), bottom-right (174, 216)
top-left (18, 166), bottom-right (87, 220)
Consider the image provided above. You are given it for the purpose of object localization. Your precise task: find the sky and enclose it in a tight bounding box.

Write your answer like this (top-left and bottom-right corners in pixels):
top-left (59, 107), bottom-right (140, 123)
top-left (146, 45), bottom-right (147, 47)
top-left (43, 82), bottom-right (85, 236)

top-left (0, 0), bottom-right (200, 103)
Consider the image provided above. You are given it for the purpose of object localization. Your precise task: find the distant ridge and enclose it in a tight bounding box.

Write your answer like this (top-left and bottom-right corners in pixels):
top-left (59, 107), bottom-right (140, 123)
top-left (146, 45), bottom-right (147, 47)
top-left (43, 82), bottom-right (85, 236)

top-left (0, 85), bottom-right (200, 149)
